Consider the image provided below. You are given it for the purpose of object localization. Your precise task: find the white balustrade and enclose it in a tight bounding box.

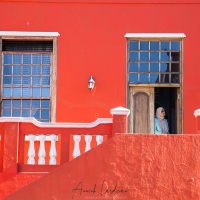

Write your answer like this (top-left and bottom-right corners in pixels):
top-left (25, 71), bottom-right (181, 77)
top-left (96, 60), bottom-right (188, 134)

top-left (96, 135), bottom-right (103, 145)
top-left (85, 135), bottom-right (92, 152)
top-left (49, 134), bottom-right (57, 165)
top-left (28, 134), bottom-right (36, 164)
top-left (38, 135), bottom-right (46, 165)
top-left (73, 135), bottom-right (81, 158)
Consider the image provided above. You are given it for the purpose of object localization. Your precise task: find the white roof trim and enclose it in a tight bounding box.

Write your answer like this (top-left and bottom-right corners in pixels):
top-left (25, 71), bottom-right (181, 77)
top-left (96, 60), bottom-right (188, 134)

top-left (0, 31), bottom-right (60, 37)
top-left (0, 117), bottom-right (112, 128)
top-left (124, 33), bottom-right (186, 38)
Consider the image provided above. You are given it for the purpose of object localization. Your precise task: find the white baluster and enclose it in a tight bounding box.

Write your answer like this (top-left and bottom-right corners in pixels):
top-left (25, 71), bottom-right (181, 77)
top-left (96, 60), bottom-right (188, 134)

top-left (73, 135), bottom-right (81, 158)
top-left (38, 135), bottom-right (46, 165)
top-left (85, 135), bottom-right (92, 152)
top-left (96, 135), bottom-right (103, 145)
top-left (49, 134), bottom-right (57, 165)
top-left (28, 134), bottom-right (36, 164)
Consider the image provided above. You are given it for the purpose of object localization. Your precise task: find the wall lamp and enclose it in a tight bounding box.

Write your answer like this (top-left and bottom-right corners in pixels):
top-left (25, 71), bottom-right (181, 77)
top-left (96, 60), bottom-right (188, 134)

top-left (88, 76), bottom-right (95, 90)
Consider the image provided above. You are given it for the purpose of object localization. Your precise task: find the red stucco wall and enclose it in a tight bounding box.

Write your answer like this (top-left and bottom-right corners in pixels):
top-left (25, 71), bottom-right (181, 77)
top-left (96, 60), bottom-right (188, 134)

top-left (0, 1), bottom-right (200, 133)
top-left (5, 134), bottom-right (200, 200)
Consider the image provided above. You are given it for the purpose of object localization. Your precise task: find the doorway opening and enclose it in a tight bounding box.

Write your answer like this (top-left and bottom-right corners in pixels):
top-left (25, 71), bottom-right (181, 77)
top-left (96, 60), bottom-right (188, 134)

top-left (155, 87), bottom-right (178, 134)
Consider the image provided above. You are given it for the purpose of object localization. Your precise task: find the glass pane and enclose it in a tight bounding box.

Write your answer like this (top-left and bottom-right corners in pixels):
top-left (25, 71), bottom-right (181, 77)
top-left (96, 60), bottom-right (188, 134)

top-left (2, 109), bottom-right (11, 117)
top-left (42, 54), bottom-right (50, 64)
top-left (171, 52), bottom-right (180, 61)
top-left (41, 119), bottom-right (49, 122)
top-left (3, 76), bottom-right (12, 84)
top-left (13, 88), bottom-right (21, 97)
top-left (42, 76), bottom-right (50, 85)
top-left (13, 66), bottom-right (22, 75)
top-left (140, 41), bottom-right (149, 50)
top-left (23, 66), bottom-right (31, 75)
top-left (171, 63), bottom-right (180, 72)
top-left (140, 74), bottom-right (148, 83)
top-left (22, 100), bottom-right (30, 108)
top-left (2, 100), bottom-right (11, 108)
top-left (42, 100), bottom-right (50, 108)
top-left (150, 74), bottom-right (159, 83)
top-left (32, 76), bottom-right (41, 85)
top-left (13, 100), bottom-right (21, 108)
top-left (161, 52), bottom-right (170, 61)
top-left (129, 63), bottom-right (138, 72)
top-left (171, 74), bottom-right (179, 83)
top-left (13, 54), bottom-right (22, 64)
top-left (140, 52), bottom-right (148, 61)
top-left (42, 88), bottom-right (50, 97)
top-left (171, 41), bottom-right (180, 51)
top-left (161, 41), bottom-right (170, 50)
top-left (22, 88), bottom-right (31, 97)
top-left (150, 63), bottom-right (159, 72)
top-left (12, 109), bottom-right (20, 117)
top-left (22, 110), bottom-right (30, 117)
top-left (161, 74), bottom-right (169, 83)
top-left (140, 63), bottom-right (148, 72)
top-left (32, 100), bottom-right (40, 108)
top-left (130, 41), bottom-right (138, 50)
top-left (32, 88), bottom-right (40, 97)
top-left (32, 66), bottom-right (41, 75)
top-left (22, 76), bottom-right (31, 85)
top-left (161, 63), bottom-right (168, 72)
top-left (32, 109), bottom-right (40, 119)
top-left (150, 41), bottom-right (159, 50)
top-left (3, 88), bottom-right (11, 97)
top-left (41, 109), bottom-right (49, 119)
top-left (130, 52), bottom-right (138, 61)
top-left (4, 54), bottom-right (12, 64)
top-left (32, 54), bottom-right (41, 64)
top-left (150, 52), bottom-right (159, 61)
top-left (42, 66), bottom-right (50, 75)
top-left (13, 76), bottom-right (21, 84)
top-left (129, 74), bottom-right (138, 83)
top-left (4, 65), bottom-right (12, 75)
top-left (23, 54), bottom-right (31, 64)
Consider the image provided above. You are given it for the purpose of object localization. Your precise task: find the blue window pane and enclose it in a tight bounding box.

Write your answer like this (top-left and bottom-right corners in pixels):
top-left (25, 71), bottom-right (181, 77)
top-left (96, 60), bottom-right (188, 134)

top-left (150, 63), bottom-right (159, 72)
top-left (150, 52), bottom-right (159, 61)
top-left (23, 66), bottom-right (31, 75)
top-left (42, 100), bottom-right (50, 108)
top-left (140, 74), bottom-right (148, 83)
top-left (2, 100), bottom-right (11, 108)
top-left (140, 63), bottom-right (148, 72)
top-left (3, 88), bottom-right (11, 97)
top-left (140, 41), bottom-right (149, 50)
top-left (4, 66), bottom-right (12, 75)
top-left (171, 41), bottom-right (180, 51)
top-left (13, 76), bottom-right (21, 84)
top-left (22, 100), bottom-right (30, 108)
top-left (129, 63), bottom-right (138, 72)
top-left (42, 76), bottom-right (50, 85)
top-left (13, 100), bottom-right (21, 108)
top-left (32, 66), bottom-right (41, 75)
top-left (12, 109), bottom-right (20, 117)
top-left (3, 76), bottom-right (12, 84)
top-left (150, 74), bottom-right (159, 83)
top-left (161, 63), bottom-right (168, 72)
top-left (23, 54), bottom-right (31, 64)
top-left (32, 88), bottom-right (40, 97)
top-left (32, 100), bottom-right (40, 108)
top-left (161, 52), bottom-right (170, 61)
top-left (13, 88), bottom-right (21, 97)
top-left (32, 110), bottom-right (40, 118)
top-left (150, 42), bottom-right (159, 50)
top-left (42, 54), bottom-right (50, 64)
top-left (41, 119), bottom-right (49, 122)
top-left (22, 76), bottom-right (31, 85)
top-left (22, 88), bottom-right (31, 97)
top-left (42, 88), bottom-right (50, 97)
top-left (33, 54), bottom-right (41, 64)
top-left (42, 66), bottom-right (50, 75)
top-left (130, 52), bottom-right (138, 61)
top-left (41, 109), bottom-right (49, 119)
top-left (22, 110), bottom-right (30, 117)
top-left (13, 66), bottom-right (22, 75)
top-left (13, 54), bottom-right (22, 64)
top-left (130, 41), bottom-right (138, 50)
top-left (140, 52), bottom-right (149, 61)
top-left (32, 76), bottom-right (41, 85)
top-left (2, 109), bottom-right (11, 117)
top-left (129, 74), bottom-right (138, 83)
top-left (161, 41), bottom-right (170, 50)
top-left (4, 54), bottom-right (12, 64)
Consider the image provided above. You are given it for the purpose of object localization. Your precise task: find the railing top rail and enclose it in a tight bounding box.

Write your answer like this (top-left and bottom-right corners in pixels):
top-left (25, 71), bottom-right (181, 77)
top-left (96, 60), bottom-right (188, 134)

top-left (0, 117), bottom-right (112, 128)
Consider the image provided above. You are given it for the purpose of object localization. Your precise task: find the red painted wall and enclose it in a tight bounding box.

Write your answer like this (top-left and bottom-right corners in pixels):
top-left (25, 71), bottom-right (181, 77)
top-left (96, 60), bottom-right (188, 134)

top-left (5, 134), bottom-right (200, 200)
top-left (0, 1), bottom-right (199, 133)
